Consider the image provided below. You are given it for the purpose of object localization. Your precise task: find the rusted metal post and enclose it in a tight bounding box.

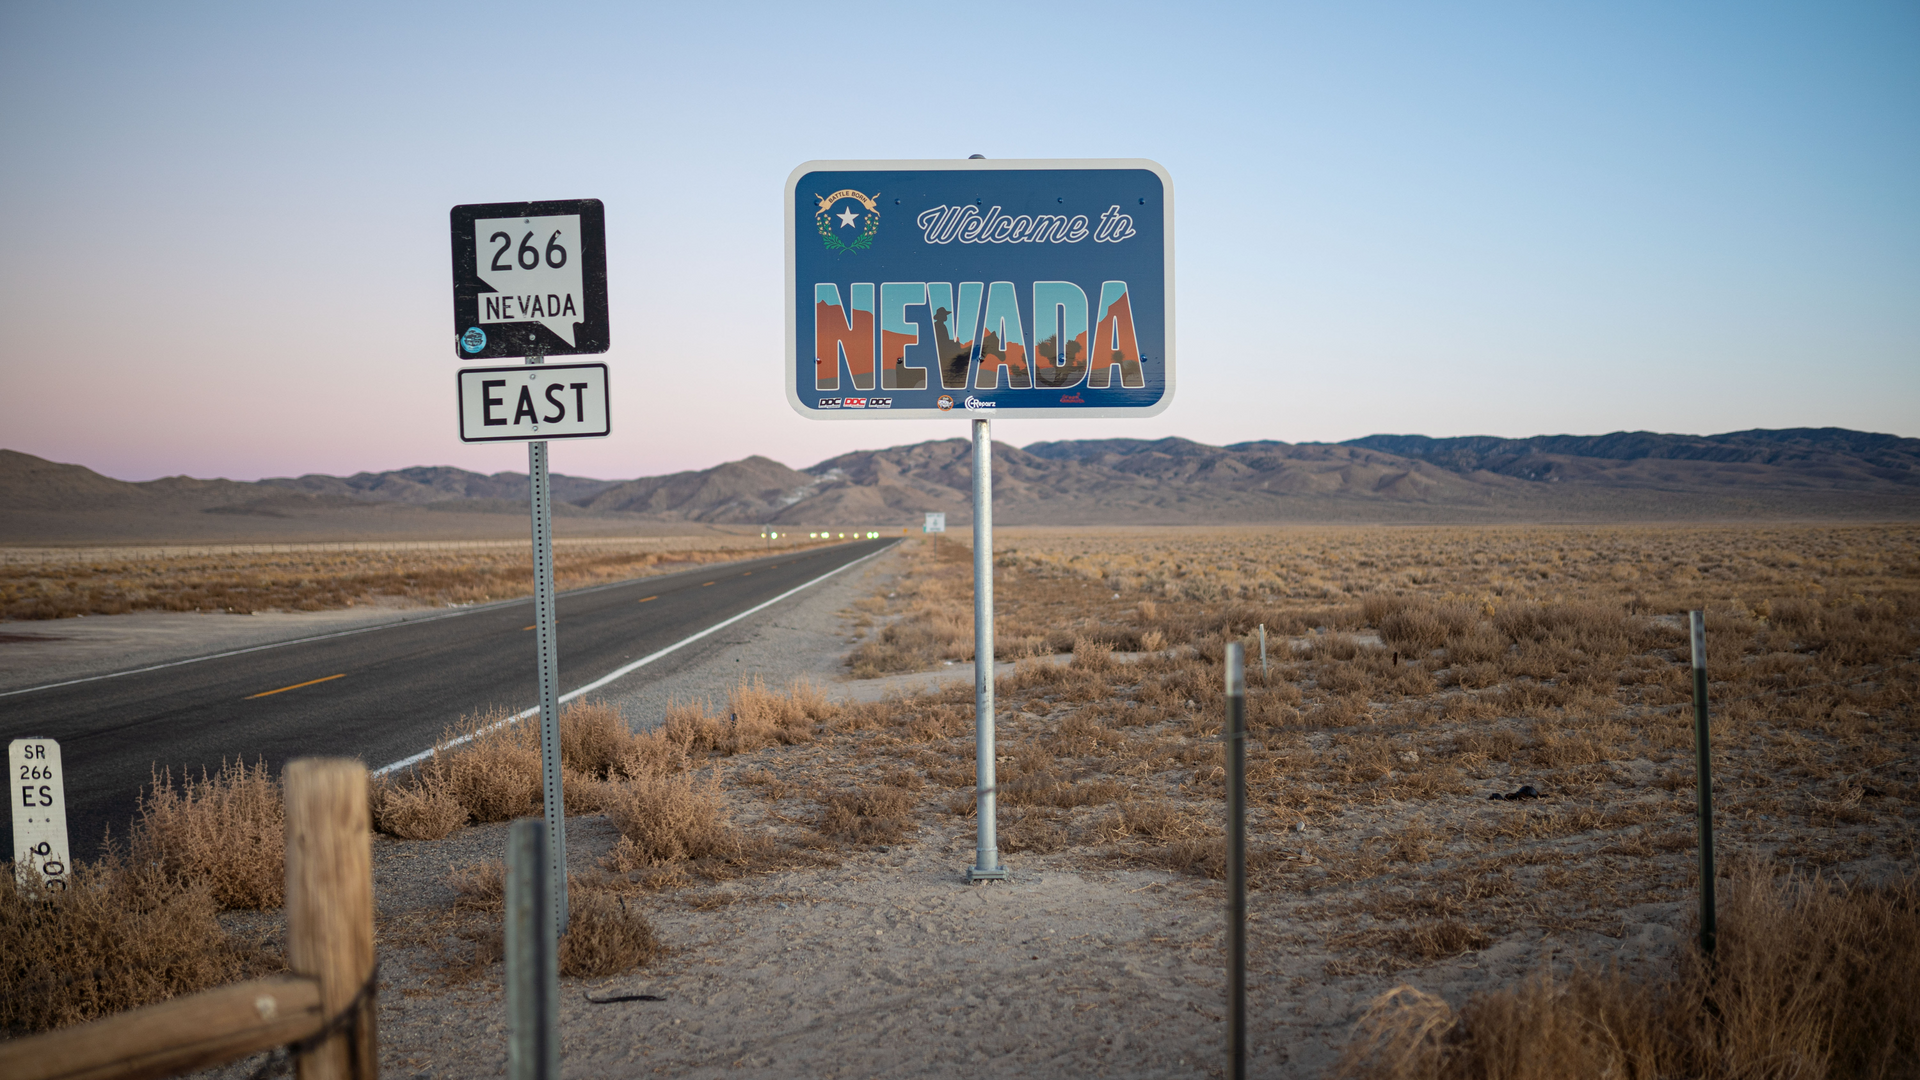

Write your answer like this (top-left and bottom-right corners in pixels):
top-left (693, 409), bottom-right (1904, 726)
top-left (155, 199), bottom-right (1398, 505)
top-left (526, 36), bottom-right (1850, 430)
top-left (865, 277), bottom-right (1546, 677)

top-left (284, 758), bottom-right (377, 1080)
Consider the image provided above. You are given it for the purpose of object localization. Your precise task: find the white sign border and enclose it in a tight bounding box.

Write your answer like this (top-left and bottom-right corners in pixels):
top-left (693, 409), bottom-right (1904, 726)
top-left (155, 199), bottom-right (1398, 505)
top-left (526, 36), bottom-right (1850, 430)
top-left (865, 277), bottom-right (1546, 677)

top-left (455, 361), bottom-right (611, 443)
top-left (784, 158), bottom-right (1176, 422)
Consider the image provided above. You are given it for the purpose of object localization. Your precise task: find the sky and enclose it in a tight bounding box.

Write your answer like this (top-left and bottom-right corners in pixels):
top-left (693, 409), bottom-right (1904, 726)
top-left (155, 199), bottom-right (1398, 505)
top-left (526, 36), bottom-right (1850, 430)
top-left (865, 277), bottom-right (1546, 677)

top-left (1, 1), bottom-right (1914, 483)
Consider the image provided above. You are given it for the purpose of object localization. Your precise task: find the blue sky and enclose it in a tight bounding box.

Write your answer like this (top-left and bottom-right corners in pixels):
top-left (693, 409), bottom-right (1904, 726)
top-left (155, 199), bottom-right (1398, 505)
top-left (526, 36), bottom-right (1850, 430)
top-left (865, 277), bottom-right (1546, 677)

top-left (2, 1), bottom-right (1913, 482)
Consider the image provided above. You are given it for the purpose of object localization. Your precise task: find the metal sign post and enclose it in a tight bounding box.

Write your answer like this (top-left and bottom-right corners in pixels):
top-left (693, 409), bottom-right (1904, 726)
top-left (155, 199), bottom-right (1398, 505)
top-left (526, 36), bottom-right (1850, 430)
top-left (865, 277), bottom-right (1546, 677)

top-left (526, 368), bottom-right (568, 931)
top-left (969, 418), bottom-right (1005, 882)
top-left (1224, 644), bottom-right (1247, 1079)
top-left (506, 818), bottom-right (559, 1080)
top-left (783, 159), bottom-right (1174, 882)
top-left (451, 197), bottom-right (610, 939)
top-left (1688, 610), bottom-right (1717, 957)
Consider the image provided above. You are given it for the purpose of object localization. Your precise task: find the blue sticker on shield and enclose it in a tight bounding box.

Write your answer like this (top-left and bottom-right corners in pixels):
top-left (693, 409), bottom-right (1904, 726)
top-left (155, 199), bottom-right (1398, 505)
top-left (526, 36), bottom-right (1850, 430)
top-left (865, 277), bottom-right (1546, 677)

top-left (461, 326), bottom-right (487, 353)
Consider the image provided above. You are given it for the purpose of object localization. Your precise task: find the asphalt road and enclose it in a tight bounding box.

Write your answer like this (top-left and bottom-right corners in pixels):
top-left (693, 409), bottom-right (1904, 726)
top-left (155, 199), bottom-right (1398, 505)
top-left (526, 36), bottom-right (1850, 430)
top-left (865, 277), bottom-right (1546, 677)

top-left (4, 538), bottom-right (895, 861)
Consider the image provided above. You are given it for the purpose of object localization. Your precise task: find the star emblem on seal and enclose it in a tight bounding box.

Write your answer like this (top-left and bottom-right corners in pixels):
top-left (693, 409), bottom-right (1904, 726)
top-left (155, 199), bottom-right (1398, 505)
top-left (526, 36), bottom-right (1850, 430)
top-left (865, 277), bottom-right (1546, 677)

top-left (815, 189), bottom-right (880, 253)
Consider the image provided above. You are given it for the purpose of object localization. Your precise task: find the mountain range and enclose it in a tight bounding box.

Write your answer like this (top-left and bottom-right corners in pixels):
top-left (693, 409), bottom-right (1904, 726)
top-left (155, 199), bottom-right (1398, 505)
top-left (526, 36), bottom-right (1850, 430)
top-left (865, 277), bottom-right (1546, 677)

top-left (4, 427), bottom-right (1916, 543)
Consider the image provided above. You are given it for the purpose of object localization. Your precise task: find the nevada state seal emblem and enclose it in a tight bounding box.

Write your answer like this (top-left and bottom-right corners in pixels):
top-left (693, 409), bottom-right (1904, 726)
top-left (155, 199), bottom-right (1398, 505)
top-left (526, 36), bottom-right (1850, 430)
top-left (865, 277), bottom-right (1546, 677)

top-left (815, 189), bottom-right (880, 253)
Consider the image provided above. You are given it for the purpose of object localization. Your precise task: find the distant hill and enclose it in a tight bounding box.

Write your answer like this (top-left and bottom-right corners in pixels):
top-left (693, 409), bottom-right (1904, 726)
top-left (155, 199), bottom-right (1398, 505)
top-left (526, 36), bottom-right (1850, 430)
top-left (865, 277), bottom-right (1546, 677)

top-left (4, 426), bottom-right (1917, 543)
top-left (582, 456), bottom-right (818, 520)
top-left (260, 465), bottom-right (619, 505)
top-left (1337, 428), bottom-right (1920, 490)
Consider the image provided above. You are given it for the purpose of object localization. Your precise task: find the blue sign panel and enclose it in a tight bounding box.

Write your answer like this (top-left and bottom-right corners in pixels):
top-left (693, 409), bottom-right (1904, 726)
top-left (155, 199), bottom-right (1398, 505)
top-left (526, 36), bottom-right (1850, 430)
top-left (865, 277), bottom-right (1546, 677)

top-left (785, 159), bottom-right (1173, 420)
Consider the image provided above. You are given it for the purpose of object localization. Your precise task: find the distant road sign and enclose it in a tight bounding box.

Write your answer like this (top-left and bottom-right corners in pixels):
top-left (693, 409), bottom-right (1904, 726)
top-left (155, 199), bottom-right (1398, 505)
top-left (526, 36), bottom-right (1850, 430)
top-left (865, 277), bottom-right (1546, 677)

top-left (10, 738), bottom-right (68, 890)
top-left (785, 159), bottom-right (1173, 420)
top-left (452, 199), bottom-right (609, 359)
top-left (458, 363), bottom-right (610, 442)
top-left (924, 512), bottom-right (946, 533)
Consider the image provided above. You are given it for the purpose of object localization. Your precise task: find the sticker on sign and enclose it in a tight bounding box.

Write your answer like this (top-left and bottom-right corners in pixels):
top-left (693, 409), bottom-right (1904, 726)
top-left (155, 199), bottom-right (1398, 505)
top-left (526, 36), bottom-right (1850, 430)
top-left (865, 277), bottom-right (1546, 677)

top-left (10, 739), bottom-right (69, 891)
top-left (451, 199), bottom-right (610, 359)
top-left (458, 362), bottom-right (610, 443)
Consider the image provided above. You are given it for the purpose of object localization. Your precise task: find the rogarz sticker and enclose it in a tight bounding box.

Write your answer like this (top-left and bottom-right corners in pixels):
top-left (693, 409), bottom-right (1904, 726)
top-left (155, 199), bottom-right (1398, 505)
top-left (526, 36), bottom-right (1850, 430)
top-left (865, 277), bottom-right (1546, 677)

top-left (451, 199), bottom-right (610, 359)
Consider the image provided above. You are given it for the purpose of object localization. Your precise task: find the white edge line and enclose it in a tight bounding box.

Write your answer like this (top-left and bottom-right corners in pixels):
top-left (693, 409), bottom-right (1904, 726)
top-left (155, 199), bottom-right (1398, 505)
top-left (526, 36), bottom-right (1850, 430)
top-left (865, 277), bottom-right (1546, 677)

top-left (0, 545), bottom-right (844, 701)
top-left (371, 540), bottom-right (898, 777)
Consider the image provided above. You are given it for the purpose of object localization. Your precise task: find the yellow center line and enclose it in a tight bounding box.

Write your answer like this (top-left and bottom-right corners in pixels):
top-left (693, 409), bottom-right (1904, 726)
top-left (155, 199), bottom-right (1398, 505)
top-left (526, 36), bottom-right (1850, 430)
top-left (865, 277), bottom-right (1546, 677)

top-left (247, 673), bottom-right (346, 700)
top-left (637, 596), bottom-right (658, 603)
top-left (702, 581), bottom-right (716, 587)
top-left (522, 625), bottom-right (536, 631)
top-left (743, 571), bottom-right (751, 576)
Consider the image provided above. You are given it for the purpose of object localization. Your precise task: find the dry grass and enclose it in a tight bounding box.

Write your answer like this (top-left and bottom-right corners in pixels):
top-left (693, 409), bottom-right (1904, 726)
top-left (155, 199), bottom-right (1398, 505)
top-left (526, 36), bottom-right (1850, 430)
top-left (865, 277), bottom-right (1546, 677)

top-left (441, 859), bottom-right (663, 979)
top-left (694, 526), bottom-right (1920, 1066)
top-left (372, 698), bottom-right (712, 839)
top-left (0, 537), bottom-right (829, 619)
top-left (602, 771), bottom-right (742, 869)
top-left (34, 523), bottom-right (1910, 1055)
top-left (0, 859), bottom-right (278, 1035)
top-left (559, 891), bottom-right (664, 977)
top-left (658, 678), bottom-right (833, 756)
top-left (2, 756), bottom-right (301, 1032)
top-left (376, 684), bottom-right (845, 889)
top-left (816, 785), bottom-right (917, 845)
top-left (847, 537), bottom-right (977, 675)
top-left (132, 758), bottom-right (285, 910)
top-left (368, 774), bottom-right (467, 841)
top-left (1336, 866), bottom-right (1920, 1080)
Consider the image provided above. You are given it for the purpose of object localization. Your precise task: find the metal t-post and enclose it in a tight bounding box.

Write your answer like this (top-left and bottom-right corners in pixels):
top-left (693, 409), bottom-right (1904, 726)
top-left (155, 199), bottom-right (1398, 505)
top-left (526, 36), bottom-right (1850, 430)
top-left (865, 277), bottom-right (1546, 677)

top-left (506, 818), bottom-right (559, 1080)
top-left (1688, 610), bottom-right (1716, 957)
top-left (1225, 643), bottom-right (1247, 1080)
top-left (969, 417), bottom-right (1006, 882)
top-left (527, 358), bottom-right (568, 935)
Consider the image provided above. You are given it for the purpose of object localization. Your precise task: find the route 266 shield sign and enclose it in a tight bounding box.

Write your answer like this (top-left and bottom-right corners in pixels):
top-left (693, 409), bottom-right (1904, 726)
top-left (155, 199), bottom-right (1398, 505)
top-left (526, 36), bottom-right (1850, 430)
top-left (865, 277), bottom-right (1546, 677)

top-left (785, 160), bottom-right (1173, 420)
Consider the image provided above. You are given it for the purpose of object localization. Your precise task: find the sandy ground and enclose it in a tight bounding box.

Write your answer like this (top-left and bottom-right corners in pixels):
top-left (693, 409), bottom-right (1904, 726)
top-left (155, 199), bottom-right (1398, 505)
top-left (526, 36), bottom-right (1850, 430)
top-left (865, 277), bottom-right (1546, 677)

top-left (158, 542), bottom-right (1694, 1080)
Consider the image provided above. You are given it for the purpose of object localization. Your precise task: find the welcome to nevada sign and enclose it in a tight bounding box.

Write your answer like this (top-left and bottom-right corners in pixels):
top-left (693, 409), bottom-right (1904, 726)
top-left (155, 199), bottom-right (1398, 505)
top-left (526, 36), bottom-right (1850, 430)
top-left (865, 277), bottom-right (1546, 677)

top-left (785, 159), bottom-right (1174, 420)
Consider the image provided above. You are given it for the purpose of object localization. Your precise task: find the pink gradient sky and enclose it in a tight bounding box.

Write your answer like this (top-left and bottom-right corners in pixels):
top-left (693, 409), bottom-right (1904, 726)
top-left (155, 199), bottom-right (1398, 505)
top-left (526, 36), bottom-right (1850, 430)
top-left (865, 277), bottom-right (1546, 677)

top-left (2, 2), bottom-right (1914, 483)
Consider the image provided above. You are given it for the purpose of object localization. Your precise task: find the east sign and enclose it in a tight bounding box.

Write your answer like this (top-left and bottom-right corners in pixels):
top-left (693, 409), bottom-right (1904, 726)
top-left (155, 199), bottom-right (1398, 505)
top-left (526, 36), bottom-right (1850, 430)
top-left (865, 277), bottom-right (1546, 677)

top-left (785, 159), bottom-right (1173, 420)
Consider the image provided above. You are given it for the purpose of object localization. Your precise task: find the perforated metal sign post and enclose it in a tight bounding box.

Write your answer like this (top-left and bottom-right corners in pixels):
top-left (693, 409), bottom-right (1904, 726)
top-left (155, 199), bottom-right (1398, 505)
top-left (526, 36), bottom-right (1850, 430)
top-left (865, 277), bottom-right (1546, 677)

top-left (785, 158), bottom-right (1175, 884)
top-left (451, 199), bottom-right (612, 938)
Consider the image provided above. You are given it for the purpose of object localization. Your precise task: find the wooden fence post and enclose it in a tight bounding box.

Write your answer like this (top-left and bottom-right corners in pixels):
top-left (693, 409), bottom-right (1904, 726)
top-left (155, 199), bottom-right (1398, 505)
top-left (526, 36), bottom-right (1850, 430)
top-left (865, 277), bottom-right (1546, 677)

top-left (284, 759), bottom-right (376, 1080)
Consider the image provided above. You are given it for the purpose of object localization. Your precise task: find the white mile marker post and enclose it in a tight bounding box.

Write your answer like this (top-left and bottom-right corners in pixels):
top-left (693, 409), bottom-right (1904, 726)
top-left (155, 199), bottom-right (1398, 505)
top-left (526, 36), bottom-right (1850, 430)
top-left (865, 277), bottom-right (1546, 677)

top-left (8, 738), bottom-right (69, 892)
